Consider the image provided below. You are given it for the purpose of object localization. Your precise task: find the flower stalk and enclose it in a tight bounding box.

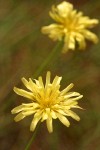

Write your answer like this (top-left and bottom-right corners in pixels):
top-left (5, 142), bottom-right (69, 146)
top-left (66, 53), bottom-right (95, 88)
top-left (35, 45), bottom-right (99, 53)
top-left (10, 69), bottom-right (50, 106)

top-left (33, 41), bottom-right (63, 78)
top-left (24, 123), bottom-right (40, 150)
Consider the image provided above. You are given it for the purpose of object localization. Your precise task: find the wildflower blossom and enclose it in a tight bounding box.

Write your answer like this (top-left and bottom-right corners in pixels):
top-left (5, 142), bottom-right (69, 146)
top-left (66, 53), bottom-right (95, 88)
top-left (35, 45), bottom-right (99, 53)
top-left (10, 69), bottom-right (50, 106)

top-left (11, 71), bottom-right (83, 133)
top-left (41, 1), bottom-right (99, 53)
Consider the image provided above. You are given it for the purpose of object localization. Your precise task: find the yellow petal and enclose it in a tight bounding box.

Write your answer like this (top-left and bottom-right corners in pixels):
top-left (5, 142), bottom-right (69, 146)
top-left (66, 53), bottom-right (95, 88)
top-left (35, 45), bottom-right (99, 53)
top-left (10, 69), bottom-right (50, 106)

top-left (80, 18), bottom-right (99, 28)
top-left (61, 83), bottom-right (74, 95)
top-left (22, 102), bottom-right (39, 108)
top-left (68, 95), bottom-right (83, 101)
top-left (57, 1), bottom-right (73, 18)
top-left (30, 116), bottom-right (41, 132)
top-left (11, 105), bottom-right (23, 114)
top-left (75, 33), bottom-right (86, 49)
top-left (63, 101), bottom-right (78, 107)
top-left (13, 87), bottom-right (34, 100)
top-left (65, 110), bottom-right (80, 121)
top-left (56, 109), bottom-right (67, 116)
top-left (49, 10), bottom-right (63, 23)
top-left (51, 110), bottom-right (57, 119)
top-left (52, 76), bottom-right (62, 87)
top-left (38, 76), bottom-right (44, 88)
top-left (63, 33), bottom-right (76, 52)
top-left (46, 116), bottom-right (53, 133)
top-left (64, 92), bottom-right (81, 98)
top-left (72, 105), bottom-right (83, 109)
top-left (82, 30), bottom-right (99, 43)
top-left (22, 111), bottom-right (35, 116)
top-left (29, 78), bottom-right (38, 93)
top-left (30, 110), bottom-right (43, 131)
top-left (14, 112), bottom-right (25, 122)
top-left (41, 111), bottom-right (48, 122)
top-left (56, 113), bottom-right (70, 127)
top-left (34, 79), bottom-right (40, 86)
top-left (41, 24), bottom-right (64, 41)
top-left (45, 71), bottom-right (51, 89)
top-left (21, 77), bottom-right (32, 91)
top-left (68, 35), bottom-right (75, 50)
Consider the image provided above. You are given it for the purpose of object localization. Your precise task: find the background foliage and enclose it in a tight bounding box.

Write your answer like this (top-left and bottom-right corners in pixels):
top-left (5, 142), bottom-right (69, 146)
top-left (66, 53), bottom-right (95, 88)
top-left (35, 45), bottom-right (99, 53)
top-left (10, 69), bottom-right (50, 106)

top-left (0, 0), bottom-right (100, 150)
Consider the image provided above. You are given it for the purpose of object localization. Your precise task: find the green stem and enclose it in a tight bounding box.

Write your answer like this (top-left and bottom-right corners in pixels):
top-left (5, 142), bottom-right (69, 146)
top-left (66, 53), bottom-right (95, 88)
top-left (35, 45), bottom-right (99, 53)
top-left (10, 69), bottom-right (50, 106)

top-left (33, 41), bottom-right (63, 78)
top-left (24, 124), bottom-right (40, 150)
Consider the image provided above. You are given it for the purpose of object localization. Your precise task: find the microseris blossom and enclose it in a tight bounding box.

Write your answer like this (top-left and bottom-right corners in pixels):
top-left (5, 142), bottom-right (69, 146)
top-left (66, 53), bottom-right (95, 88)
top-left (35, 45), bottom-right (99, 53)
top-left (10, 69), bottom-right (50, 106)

top-left (11, 71), bottom-right (83, 133)
top-left (41, 1), bottom-right (99, 53)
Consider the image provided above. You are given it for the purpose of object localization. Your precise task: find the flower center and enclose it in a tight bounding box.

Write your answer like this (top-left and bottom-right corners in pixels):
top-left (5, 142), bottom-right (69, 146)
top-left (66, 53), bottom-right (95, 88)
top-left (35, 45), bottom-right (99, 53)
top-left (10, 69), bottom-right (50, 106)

top-left (63, 17), bottom-right (78, 32)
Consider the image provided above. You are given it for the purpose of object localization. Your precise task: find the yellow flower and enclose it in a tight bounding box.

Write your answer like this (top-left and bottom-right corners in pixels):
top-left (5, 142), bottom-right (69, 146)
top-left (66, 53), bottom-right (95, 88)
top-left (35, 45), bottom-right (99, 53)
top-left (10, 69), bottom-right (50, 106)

top-left (11, 71), bottom-right (83, 133)
top-left (41, 1), bottom-right (99, 53)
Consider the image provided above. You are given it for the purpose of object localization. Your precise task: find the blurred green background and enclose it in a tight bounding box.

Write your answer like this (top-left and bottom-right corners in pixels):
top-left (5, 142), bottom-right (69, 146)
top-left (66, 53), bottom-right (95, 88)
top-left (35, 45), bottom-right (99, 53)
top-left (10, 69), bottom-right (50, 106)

top-left (0, 0), bottom-right (100, 150)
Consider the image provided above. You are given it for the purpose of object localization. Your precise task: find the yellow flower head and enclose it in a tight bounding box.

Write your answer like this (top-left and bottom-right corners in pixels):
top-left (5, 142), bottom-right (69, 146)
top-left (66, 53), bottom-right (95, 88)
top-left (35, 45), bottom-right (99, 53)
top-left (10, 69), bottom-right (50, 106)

top-left (11, 71), bottom-right (83, 133)
top-left (41, 1), bottom-right (99, 53)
